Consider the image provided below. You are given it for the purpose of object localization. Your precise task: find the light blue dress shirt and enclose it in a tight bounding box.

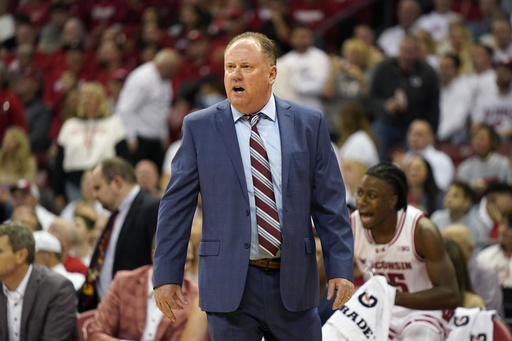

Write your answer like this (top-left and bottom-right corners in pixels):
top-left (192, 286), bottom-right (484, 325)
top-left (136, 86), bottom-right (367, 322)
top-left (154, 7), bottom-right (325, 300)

top-left (231, 94), bottom-right (282, 259)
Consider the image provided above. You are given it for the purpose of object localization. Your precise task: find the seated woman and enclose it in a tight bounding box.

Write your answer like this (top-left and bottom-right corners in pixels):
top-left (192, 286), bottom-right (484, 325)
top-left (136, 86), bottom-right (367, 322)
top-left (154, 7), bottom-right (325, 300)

top-left (52, 82), bottom-right (128, 208)
top-left (406, 156), bottom-right (444, 216)
top-left (444, 238), bottom-right (485, 309)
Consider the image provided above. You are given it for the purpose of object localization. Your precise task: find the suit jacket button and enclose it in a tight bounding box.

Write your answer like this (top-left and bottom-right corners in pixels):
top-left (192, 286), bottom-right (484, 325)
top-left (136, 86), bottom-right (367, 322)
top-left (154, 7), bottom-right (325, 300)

top-left (245, 210), bottom-right (250, 216)
top-left (244, 243), bottom-right (250, 249)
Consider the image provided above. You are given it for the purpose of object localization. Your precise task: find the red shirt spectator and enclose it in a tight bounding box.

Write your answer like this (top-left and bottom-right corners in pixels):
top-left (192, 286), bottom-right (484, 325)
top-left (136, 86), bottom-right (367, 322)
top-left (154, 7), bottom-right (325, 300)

top-left (16, 0), bottom-right (51, 29)
top-left (0, 89), bottom-right (27, 143)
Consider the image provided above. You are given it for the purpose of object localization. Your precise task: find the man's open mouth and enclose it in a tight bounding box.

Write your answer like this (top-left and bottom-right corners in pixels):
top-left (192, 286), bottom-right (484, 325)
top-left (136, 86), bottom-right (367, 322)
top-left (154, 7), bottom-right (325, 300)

top-left (234, 87), bottom-right (245, 93)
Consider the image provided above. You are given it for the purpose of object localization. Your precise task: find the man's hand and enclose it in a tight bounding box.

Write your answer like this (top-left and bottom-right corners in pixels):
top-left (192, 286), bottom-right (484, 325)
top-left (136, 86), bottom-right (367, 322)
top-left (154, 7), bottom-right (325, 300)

top-left (154, 283), bottom-right (189, 322)
top-left (327, 278), bottom-right (354, 310)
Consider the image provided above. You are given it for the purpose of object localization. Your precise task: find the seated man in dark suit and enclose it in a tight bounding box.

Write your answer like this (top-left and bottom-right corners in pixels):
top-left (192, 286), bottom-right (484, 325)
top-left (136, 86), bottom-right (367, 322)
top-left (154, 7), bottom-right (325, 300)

top-left (0, 222), bottom-right (78, 340)
top-left (78, 157), bottom-right (160, 312)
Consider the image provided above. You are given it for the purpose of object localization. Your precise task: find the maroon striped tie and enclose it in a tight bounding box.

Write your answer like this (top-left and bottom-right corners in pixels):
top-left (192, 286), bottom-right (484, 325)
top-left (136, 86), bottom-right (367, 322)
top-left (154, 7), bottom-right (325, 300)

top-left (246, 113), bottom-right (282, 257)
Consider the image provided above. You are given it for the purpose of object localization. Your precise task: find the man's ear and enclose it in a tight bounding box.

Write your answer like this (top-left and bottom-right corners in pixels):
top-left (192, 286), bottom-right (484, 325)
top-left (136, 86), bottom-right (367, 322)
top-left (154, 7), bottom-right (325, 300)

top-left (389, 194), bottom-right (398, 210)
top-left (269, 65), bottom-right (277, 85)
top-left (16, 248), bottom-right (28, 265)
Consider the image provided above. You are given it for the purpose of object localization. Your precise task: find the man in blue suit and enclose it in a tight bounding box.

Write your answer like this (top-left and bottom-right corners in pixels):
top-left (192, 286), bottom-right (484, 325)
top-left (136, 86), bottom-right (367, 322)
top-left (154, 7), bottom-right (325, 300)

top-left (154, 32), bottom-right (354, 340)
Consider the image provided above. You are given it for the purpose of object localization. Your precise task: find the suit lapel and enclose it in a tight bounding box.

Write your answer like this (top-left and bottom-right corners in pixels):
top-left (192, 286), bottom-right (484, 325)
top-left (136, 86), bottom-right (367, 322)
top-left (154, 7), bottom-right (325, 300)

top-left (21, 266), bottom-right (40, 341)
top-left (215, 101), bottom-right (249, 203)
top-left (276, 97), bottom-right (294, 205)
top-left (114, 191), bottom-right (143, 267)
top-left (0, 289), bottom-right (7, 341)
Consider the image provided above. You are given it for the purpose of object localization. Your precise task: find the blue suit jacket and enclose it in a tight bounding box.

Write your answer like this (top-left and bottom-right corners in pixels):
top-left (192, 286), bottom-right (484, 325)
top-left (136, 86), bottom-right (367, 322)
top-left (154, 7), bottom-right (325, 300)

top-left (154, 96), bottom-right (353, 313)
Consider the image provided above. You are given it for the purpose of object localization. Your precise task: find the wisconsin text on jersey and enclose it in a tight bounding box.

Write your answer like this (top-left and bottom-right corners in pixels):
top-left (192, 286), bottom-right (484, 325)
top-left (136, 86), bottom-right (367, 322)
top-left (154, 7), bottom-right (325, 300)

top-left (358, 258), bottom-right (413, 270)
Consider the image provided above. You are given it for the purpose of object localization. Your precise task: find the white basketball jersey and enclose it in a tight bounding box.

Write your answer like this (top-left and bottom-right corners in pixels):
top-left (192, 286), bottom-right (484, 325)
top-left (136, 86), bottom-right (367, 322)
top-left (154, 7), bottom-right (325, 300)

top-left (352, 205), bottom-right (432, 294)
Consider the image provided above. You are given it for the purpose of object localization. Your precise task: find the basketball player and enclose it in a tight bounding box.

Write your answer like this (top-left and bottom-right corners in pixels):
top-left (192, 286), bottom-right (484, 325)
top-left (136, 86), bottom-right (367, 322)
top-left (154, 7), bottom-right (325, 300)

top-left (352, 162), bottom-right (460, 340)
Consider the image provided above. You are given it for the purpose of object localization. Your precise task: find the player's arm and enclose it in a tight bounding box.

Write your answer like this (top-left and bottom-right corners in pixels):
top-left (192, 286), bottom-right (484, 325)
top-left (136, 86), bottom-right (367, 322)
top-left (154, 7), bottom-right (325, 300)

top-left (394, 217), bottom-right (460, 310)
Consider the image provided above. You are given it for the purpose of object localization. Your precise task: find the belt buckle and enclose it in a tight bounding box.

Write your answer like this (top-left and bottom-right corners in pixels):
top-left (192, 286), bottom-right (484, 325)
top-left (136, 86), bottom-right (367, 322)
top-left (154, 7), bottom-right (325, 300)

top-left (264, 258), bottom-right (271, 271)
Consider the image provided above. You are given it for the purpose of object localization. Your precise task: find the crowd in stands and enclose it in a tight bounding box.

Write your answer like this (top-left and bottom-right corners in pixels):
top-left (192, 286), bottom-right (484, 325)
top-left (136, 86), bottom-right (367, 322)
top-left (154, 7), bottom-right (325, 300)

top-left (1, 0), bottom-right (512, 339)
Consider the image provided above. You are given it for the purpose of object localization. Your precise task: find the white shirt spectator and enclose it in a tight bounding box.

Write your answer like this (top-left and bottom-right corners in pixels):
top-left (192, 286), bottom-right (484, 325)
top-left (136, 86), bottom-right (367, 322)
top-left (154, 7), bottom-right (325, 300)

top-left (115, 62), bottom-right (172, 142)
top-left (406, 144), bottom-right (455, 192)
top-left (275, 47), bottom-right (330, 111)
top-left (477, 243), bottom-right (512, 287)
top-left (141, 268), bottom-right (164, 341)
top-left (471, 90), bottom-right (512, 137)
top-left (463, 69), bottom-right (497, 108)
top-left (3, 265), bottom-right (32, 341)
top-left (52, 263), bottom-right (85, 290)
top-left (337, 130), bottom-right (379, 168)
top-left (377, 26), bottom-right (410, 57)
top-left (437, 76), bottom-right (472, 141)
top-left (493, 43), bottom-right (512, 63)
top-left (415, 11), bottom-right (460, 42)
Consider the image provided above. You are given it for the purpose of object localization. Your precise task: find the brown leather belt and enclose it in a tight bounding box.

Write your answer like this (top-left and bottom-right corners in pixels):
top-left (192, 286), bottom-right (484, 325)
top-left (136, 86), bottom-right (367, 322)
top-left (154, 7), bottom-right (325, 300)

top-left (249, 258), bottom-right (281, 270)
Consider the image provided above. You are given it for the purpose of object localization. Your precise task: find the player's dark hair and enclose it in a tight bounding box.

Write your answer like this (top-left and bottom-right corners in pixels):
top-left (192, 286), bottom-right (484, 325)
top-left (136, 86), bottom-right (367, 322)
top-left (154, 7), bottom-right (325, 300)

top-left (366, 162), bottom-right (408, 211)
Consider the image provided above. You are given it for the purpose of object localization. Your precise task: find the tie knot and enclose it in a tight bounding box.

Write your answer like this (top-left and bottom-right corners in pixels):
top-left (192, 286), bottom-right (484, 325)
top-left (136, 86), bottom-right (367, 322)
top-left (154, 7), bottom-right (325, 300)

top-left (245, 113), bottom-right (262, 127)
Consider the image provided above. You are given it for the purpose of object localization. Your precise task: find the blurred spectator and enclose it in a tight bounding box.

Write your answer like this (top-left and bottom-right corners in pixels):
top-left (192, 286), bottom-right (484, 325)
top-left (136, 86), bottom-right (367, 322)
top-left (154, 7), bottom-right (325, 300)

top-left (11, 204), bottom-right (42, 231)
top-left (43, 17), bottom-right (87, 101)
top-left (14, 68), bottom-right (52, 154)
top-left (115, 49), bottom-right (181, 171)
top-left (175, 29), bottom-right (218, 90)
top-left (259, 0), bottom-right (292, 55)
top-left (106, 67), bottom-right (128, 112)
top-left (477, 209), bottom-right (512, 287)
top-left (94, 39), bottom-right (128, 89)
top-left (437, 54), bottom-right (473, 142)
top-left (0, 1), bottom-right (14, 45)
top-left (415, 0), bottom-right (461, 42)
top-left (322, 38), bottom-right (372, 136)
top-left (0, 127), bottom-right (36, 186)
top-left (135, 20), bottom-right (173, 53)
top-left (37, 2), bottom-right (71, 54)
top-left (0, 222), bottom-right (78, 340)
top-left (15, 0), bottom-right (51, 29)
top-left (43, 42), bottom-right (95, 113)
top-left (439, 21), bottom-right (474, 74)
top-left (377, 0), bottom-right (421, 57)
top-left (0, 61), bottom-right (27, 143)
top-left (195, 73), bottom-right (226, 109)
top-left (406, 156), bottom-right (444, 215)
top-left (274, 24), bottom-right (330, 112)
top-left (47, 85), bottom-right (79, 144)
top-left (491, 15), bottom-right (512, 62)
top-left (53, 82), bottom-right (128, 206)
top-left (89, 238), bottom-right (199, 340)
top-left (287, 0), bottom-right (346, 30)
top-left (394, 120), bottom-right (455, 191)
top-left (135, 159), bottom-right (160, 197)
top-left (48, 217), bottom-right (87, 276)
top-left (77, 157), bottom-right (160, 312)
top-left (59, 170), bottom-right (109, 222)
top-left (463, 44), bottom-right (498, 115)
top-left (442, 223), bottom-right (504, 316)
top-left (8, 43), bottom-right (43, 88)
top-left (470, 60), bottom-right (512, 138)
top-left (443, 237), bottom-right (486, 308)
top-left (160, 139), bottom-right (182, 196)
top-left (369, 36), bottom-right (440, 161)
top-left (335, 101), bottom-right (379, 168)
top-left (353, 24), bottom-right (385, 66)
top-left (475, 183), bottom-right (512, 245)
top-left (414, 30), bottom-right (441, 69)
top-left (456, 124), bottom-right (511, 194)
top-left (467, 0), bottom-right (504, 42)
top-left (168, 3), bottom-right (211, 53)
top-left (340, 159), bottom-right (368, 209)
top-left (431, 181), bottom-right (481, 234)
top-left (209, 6), bottom-right (249, 72)
top-left (33, 230), bottom-right (85, 290)
top-left (83, 0), bottom-right (127, 37)
top-left (72, 212), bottom-right (96, 266)
top-left (10, 179), bottom-right (56, 230)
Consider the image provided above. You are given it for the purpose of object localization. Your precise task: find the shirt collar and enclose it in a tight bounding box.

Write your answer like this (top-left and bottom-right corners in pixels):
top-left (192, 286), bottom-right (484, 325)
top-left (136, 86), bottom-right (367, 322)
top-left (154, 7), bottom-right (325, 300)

top-left (2, 264), bottom-right (33, 298)
top-left (232, 93), bottom-right (276, 123)
top-left (118, 185), bottom-right (141, 213)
